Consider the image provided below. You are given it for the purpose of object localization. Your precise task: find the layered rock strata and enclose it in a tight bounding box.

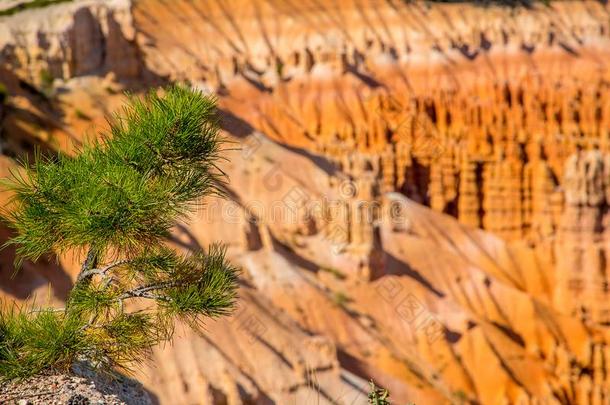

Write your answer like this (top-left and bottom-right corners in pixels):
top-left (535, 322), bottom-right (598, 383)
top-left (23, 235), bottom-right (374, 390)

top-left (1, 1), bottom-right (610, 404)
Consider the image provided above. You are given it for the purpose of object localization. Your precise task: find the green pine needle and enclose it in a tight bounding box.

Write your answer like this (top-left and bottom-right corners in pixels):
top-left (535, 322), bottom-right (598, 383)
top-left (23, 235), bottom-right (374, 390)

top-left (0, 85), bottom-right (239, 380)
top-left (2, 85), bottom-right (224, 263)
top-left (0, 304), bottom-right (88, 380)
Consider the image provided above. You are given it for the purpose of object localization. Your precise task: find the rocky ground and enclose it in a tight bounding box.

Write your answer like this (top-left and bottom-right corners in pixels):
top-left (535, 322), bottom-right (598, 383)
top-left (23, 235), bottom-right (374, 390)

top-left (0, 366), bottom-right (152, 405)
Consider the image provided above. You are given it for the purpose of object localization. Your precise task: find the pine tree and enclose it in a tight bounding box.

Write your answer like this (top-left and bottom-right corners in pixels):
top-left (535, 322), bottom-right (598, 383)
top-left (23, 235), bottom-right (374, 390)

top-left (0, 85), bottom-right (239, 380)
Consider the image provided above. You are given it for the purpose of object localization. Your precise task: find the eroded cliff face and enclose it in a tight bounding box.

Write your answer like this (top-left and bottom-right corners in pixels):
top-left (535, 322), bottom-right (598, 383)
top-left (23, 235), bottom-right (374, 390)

top-left (133, 0), bottom-right (610, 327)
top-left (1, 1), bottom-right (610, 404)
top-left (0, 0), bottom-right (141, 83)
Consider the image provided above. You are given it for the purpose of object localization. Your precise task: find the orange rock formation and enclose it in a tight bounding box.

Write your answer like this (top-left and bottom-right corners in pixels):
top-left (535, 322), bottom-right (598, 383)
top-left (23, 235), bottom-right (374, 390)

top-left (1, 0), bottom-right (610, 404)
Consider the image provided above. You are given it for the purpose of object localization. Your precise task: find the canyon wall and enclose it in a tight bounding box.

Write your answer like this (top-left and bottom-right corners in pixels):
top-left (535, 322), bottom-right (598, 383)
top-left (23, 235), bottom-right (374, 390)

top-left (133, 0), bottom-right (610, 326)
top-left (1, 0), bottom-right (610, 404)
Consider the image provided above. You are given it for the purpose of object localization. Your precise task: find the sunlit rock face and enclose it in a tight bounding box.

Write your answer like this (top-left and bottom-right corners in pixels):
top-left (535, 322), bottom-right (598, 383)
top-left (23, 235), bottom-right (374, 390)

top-left (133, 0), bottom-right (610, 325)
top-left (0, 0), bottom-right (140, 82)
top-left (2, 1), bottom-right (610, 404)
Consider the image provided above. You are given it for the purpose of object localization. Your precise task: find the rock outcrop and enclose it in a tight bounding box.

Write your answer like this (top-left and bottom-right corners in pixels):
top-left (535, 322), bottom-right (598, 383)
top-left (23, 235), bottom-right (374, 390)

top-left (0, 365), bottom-right (152, 405)
top-left (133, 0), bottom-right (610, 239)
top-left (0, 0), bottom-right (141, 85)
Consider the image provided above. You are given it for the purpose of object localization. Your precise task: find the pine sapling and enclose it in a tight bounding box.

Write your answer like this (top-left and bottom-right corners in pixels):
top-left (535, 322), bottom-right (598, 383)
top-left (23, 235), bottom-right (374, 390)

top-left (0, 85), bottom-right (239, 380)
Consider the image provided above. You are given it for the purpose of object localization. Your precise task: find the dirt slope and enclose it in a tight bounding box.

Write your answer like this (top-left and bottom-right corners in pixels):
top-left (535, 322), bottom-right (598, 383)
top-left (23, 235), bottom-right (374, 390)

top-left (1, 1), bottom-right (610, 403)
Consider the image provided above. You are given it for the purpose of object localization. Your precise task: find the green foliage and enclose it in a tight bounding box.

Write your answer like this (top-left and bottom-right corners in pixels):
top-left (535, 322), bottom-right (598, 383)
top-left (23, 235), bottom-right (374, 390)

top-left (38, 69), bottom-right (54, 97)
top-left (332, 290), bottom-right (350, 307)
top-left (74, 108), bottom-right (91, 121)
top-left (4, 85), bottom-right (222, 263)
top-left (0, 83), bottom-right (8, 105)
top-left (160, 246), bottom-right (239, 321)
top-left (453, 389), bottom-right (469, 403)
top-left (68, 282), bottom-right (121, 316)
top-left (368, 381), bottom-right (391, 405)
top-left (319, 266), bottom-right (346, 280)
top-left (0, 305), bottom-right (90, 380)
top-left (275, 58), bottom-right (284, 78)
top-left (0, 0), bottom-right (73, 17)
top-left (0, 85), bottom-right (239, 380)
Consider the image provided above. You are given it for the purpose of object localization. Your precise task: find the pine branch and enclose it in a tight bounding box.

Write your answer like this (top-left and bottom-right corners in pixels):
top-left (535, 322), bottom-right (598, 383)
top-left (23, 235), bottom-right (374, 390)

top-left (80, 248), bottom-right (97, 276)
top-left (76, 260), bottom-right (130, 283)
top-left (119, 281), bottom-right (178, 300)
top-left (0, 86), bottom-right (239, 380)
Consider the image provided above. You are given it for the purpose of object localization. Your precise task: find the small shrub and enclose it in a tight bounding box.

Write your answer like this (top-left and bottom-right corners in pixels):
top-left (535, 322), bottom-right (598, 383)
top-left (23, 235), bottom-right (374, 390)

top-left (332, 291), bottom-right (350, 307)
top-left (319, 266), bottom-right (346, 280)
top-left (0, 83), bottom-right (8, 105)
top-left (275, 58), bottom-right (284, 77)
top-left (453, 389), bottom-right (469, 403)
top-left (368, 381), bottom-right (391, 404)
top-left (74, 108), bottom-right (91, 121)
top-left (38, 68), bottom-right (54, 97)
